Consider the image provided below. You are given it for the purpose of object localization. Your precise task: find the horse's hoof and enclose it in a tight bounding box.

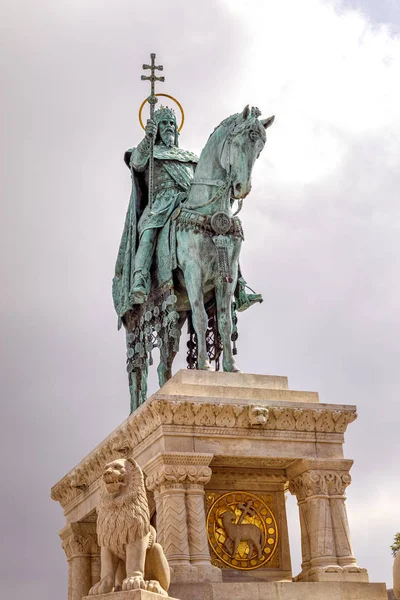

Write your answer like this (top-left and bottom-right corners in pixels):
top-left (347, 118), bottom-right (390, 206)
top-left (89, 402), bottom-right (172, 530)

top-left (198, 359), bottom-right (211, 371)
top-left (223, 362), bottom-right (241, 373)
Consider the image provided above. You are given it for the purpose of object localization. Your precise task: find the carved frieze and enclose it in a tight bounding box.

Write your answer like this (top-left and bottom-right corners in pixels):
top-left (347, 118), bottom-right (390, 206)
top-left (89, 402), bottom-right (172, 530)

top-left (51, 397), bottom-right (357, 510)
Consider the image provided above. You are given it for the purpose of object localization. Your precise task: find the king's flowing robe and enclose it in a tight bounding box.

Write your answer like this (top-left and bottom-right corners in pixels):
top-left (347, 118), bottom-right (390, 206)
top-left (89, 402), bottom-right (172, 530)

top-left (112, 145), bottom-right (198, 327)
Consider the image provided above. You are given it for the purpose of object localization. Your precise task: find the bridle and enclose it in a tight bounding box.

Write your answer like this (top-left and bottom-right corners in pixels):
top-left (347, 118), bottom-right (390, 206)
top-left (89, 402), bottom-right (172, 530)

top-left (184, 128), bottom-right (244, 216)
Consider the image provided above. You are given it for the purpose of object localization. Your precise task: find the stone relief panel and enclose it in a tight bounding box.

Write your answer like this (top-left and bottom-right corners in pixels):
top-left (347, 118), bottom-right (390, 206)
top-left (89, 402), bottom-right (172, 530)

top-left (206, 491), bottom-right (279, 571)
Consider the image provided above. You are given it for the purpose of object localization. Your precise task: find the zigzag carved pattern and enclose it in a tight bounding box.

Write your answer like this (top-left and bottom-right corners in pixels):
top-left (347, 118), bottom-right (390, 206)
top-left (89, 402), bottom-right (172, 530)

top-left (187, 494), bottom-right (209, 557)
top-left (162, 494), bottom-right (190, 559)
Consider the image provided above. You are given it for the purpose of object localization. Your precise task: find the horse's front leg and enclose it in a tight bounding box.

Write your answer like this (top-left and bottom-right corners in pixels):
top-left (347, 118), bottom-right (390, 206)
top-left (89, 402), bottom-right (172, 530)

top-left (215, 278), bottom-right (240, 373)
top-left (184, 269), bottom-right (210, 370)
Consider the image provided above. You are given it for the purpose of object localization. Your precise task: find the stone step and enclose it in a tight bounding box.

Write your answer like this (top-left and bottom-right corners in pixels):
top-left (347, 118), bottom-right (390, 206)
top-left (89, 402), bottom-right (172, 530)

top-left (169, 581), bottom-right (387, 600)
top-left (157, 384), bottom-right (319, 404)
top-left (161, 369), bottom-right (289, 392)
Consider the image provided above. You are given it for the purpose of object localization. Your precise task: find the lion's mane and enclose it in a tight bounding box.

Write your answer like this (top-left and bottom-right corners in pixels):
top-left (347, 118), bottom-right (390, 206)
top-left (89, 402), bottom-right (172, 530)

top-left (97, 458), bottom-right (150, 559)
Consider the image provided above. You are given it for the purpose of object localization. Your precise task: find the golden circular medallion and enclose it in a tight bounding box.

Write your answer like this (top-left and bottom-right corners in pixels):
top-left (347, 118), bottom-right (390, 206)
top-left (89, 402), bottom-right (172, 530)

top-left (138, 93), bottom-right (185, 132)
top-left (206, 491), bottom-right (278, 570)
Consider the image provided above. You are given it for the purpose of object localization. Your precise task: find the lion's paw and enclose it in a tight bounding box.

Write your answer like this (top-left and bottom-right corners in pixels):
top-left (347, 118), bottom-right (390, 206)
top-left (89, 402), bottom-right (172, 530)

top-left (122, 575), bottom-right (146, 591)
top-left (146, 580), bottom-right (168, 596)
top-left (88, 575), bottom-right (114, 595)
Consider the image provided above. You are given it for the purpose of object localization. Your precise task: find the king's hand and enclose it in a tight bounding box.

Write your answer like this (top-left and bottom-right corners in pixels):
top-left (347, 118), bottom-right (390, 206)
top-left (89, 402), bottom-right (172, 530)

top-left (145, 118), bottom-right (157, 139)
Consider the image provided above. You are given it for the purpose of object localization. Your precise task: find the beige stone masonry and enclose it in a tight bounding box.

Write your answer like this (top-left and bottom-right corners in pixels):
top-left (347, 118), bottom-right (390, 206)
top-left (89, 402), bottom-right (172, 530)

top-left (51, 370), bottom-right (385, 600)
top-left (145, 452), bottom-right (222, 584)
top-left (287, 458), bottom-right (368, 583)
top-left (51, 371), bottom-right (356, 518)
top-left (60, 522), bottom-right (100, 600)
top-left (169, 581), bottom-right (387, 600)
top-left (83, 591), bottom-right (179, 600)
top-left (166, 370), bottom-right (289, 389)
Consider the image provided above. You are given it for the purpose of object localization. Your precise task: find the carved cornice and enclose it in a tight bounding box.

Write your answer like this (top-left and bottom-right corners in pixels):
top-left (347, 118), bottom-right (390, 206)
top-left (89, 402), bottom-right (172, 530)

top-left (59, 522), bottom-right (99, 559)
top-left (154, 401), bottom-right (356, 433)
top-left (51, 397), bottom-right (357, 510)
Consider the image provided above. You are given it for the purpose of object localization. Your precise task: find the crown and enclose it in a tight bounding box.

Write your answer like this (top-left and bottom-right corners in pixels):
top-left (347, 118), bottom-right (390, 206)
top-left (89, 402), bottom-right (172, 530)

top-left (154, 105), bottom-right (176, 124)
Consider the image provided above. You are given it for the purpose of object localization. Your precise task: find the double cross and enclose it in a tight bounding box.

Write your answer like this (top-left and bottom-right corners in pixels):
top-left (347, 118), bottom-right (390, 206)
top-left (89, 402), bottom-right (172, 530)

top-left (141, 53), bottom-right (164, 109)
top-left (237, 500), bottom-right (255, 524)
top-left (141, 53), bottom-right (165, 212)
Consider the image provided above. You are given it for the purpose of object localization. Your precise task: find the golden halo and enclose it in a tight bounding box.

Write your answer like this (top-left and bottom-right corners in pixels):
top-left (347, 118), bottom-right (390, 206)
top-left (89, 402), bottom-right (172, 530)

top-left (138, 93), bottom-right (185, 132)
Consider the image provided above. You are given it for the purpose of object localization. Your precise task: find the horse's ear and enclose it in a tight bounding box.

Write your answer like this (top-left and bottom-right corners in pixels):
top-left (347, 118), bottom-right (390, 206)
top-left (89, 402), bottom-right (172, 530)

top-left (261, 115), bottom-right (275, 129)
top-left (242, 105), bottom-right (250, 120)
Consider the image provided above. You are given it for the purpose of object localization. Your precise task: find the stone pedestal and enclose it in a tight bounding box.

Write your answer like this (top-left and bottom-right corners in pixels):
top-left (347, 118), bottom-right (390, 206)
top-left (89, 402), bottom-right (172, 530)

top-left (52, 370), bottom-right (387, 600)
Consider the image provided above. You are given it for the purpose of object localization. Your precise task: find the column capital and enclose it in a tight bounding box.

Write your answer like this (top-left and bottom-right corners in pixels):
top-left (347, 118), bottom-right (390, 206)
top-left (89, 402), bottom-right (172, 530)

top-left (59, 522), bottom-right (99, 560)
top-left (145, 453), bottom-right (213, 491)
top-left (287, 459), bottom-right (353, 501)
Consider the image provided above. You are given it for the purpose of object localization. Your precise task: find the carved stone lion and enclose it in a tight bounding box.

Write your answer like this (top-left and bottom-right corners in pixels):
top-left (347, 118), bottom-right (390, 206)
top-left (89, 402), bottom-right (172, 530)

top-left (249, 405), bottom-right (269, 426)
top-left (89, 457), bottom-right (170, 596)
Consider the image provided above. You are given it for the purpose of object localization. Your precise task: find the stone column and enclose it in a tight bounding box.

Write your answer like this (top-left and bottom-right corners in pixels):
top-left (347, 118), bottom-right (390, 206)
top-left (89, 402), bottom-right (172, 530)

top-left (60, 522), bottom-right (99, 600)
top-left (291, 483), bottom-right (311, 580)
top-left (145, 453), bottom-right (222, 584)
top-left (186, 468), bottom-right (222, 582)
top-left (288, 459), bottom-right (368, 583)
top-left (90, 553), bottom-right (101, 589)
top-left (328, 472), bottom-right (358, 569)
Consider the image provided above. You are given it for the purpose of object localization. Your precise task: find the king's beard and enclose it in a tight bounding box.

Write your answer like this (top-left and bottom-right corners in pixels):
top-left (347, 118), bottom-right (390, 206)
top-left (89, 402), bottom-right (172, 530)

top-left (160, 131), bottom-right (175, 147)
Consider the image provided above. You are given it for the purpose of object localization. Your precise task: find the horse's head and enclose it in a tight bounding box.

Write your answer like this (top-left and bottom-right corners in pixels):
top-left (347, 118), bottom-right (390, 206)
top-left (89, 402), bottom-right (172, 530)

top-left (222, 106), bottom-right (275, 199)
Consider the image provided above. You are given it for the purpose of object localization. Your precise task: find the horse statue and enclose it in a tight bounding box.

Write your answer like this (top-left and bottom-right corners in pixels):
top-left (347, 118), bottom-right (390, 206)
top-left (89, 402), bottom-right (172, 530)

top-left (115, 106), bottom-right (274, 412)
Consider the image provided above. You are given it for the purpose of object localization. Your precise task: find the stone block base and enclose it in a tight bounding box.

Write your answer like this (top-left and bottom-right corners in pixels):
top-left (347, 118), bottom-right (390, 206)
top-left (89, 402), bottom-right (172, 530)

top-left (169, 581), bottom-right (387, 600)
top-left (307, 570), bottom-right (369, 583)
top-left (83, 591), bottom-right (179, 600)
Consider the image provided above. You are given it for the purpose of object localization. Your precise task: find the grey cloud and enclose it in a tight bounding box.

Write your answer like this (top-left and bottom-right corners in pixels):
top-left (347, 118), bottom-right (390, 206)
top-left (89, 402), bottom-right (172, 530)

top-left (1, 0), bottom-right (399, 598)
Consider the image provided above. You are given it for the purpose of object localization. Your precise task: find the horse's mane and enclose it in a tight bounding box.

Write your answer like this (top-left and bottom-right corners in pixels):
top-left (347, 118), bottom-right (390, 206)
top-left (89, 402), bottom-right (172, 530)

top-left (208, 109), bottom-right (266, 142)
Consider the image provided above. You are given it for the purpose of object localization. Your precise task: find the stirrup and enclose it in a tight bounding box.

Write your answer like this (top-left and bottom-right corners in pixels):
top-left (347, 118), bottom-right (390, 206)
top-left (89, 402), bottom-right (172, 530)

top-left (236, 292), bottom-right (263, 313)
top-left (236, 278), bottom-right (263, 312)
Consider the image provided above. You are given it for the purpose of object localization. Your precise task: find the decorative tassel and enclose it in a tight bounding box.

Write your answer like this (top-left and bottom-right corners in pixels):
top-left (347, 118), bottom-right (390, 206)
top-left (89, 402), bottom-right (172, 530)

top-left (213, 235), bottom-right (231, 281)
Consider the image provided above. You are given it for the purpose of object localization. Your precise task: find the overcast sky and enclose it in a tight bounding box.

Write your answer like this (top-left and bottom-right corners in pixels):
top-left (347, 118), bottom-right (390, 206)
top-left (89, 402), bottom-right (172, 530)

top-left (1, 0), bottom-right (400, 598)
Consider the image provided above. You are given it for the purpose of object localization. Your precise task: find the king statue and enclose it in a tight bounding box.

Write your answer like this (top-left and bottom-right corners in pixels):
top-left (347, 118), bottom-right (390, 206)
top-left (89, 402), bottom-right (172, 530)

top-left (114, 106), bottom-right (261, 318)
top-left (113, 54), bottom-right (271, 413)
top-left (123, 107), bottom-right (198, 305)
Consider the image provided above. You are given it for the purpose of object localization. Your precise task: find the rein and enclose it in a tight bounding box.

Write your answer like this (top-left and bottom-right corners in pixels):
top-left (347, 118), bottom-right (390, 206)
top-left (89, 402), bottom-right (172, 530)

top-left (183, 129), bottom-right (240, 213)
top-left (184, 181), bottom-right (231, 211)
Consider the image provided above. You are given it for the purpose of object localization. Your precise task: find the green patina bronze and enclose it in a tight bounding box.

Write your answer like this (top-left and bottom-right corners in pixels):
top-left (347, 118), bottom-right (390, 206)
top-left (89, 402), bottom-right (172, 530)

top-left (112, 54), bottom-right (274, 413)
